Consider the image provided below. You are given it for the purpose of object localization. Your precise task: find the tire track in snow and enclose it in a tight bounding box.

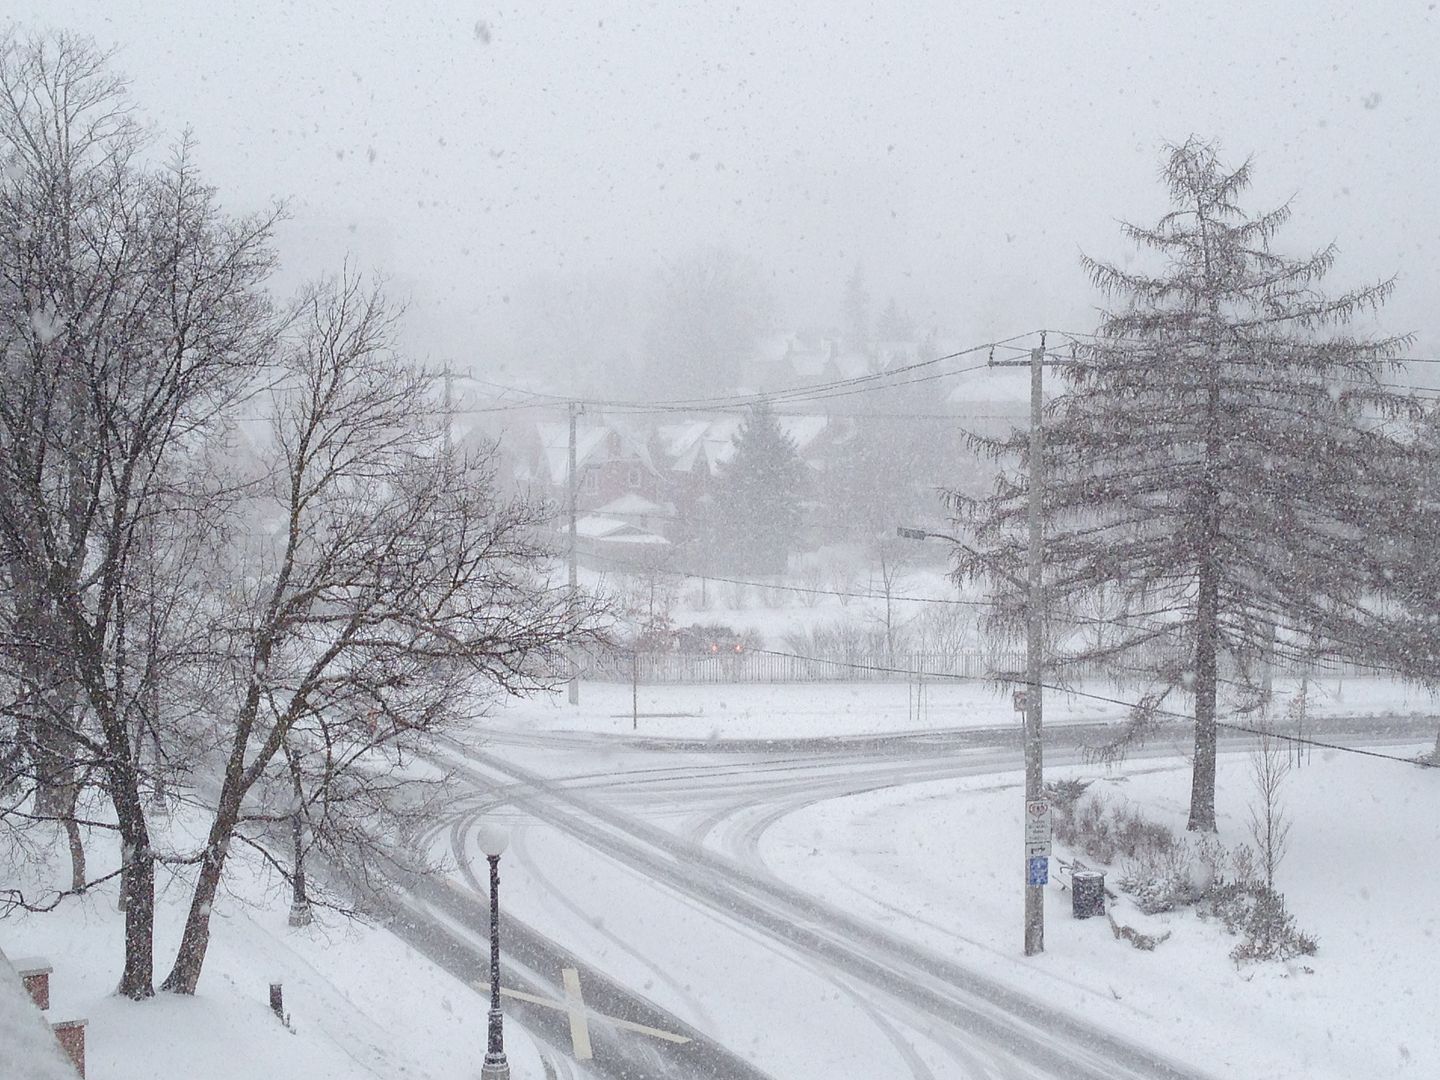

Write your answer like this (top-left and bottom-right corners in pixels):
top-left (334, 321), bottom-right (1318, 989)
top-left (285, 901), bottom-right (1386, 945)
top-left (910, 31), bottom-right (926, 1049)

top-left (435, 739), bottom-right (1214, 1080)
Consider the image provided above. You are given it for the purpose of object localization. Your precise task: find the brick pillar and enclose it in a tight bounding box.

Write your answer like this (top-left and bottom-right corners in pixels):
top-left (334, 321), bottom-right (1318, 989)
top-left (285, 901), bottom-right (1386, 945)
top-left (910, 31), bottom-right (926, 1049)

top-left (51, 1019), bottom-right (86, 1078)
top-left (19, 965), bottom-right (52, 1011)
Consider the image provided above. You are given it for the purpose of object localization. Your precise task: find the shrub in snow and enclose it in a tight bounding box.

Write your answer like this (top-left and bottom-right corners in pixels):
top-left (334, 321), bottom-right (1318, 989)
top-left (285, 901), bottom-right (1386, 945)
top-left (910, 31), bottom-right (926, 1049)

top-left (1199, 883), bottom-right (1319, 963)
top-left (782, 618), bottom-right (897, 666)
top-left (1045, 778), bottom-right (1092, 817)
top-left (793, 561), bottom-right (828, 608)
top-left (1119, 843), bottom-right (1197, 915)
top-left (1106, 910), bottom-right (1173, 951)
top-left (1053, 790), bottom-right (1175, 866)
top-left (1054, 785), bottom-right (1317, 963)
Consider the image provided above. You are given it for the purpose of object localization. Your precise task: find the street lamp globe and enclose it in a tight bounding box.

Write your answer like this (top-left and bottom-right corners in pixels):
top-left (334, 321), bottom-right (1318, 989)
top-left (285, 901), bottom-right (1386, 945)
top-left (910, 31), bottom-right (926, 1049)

top-left (476, 822), bottom-right (510, 858)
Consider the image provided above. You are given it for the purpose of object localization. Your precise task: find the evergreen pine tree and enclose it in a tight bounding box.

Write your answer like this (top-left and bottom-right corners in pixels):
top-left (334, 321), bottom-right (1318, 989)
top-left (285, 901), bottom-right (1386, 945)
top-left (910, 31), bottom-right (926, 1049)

top-left (716, 400), bottom-right (808, 574)
top-left (1364, 407), bottom-right (1440, 759)
top-left (952, 138), bottom-right (1421, 831)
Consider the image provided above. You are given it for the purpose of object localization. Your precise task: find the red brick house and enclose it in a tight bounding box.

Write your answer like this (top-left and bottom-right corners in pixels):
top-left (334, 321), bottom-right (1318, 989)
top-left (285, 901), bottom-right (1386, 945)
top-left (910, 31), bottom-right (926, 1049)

top-left (532, 418), bottom-right (668, 514)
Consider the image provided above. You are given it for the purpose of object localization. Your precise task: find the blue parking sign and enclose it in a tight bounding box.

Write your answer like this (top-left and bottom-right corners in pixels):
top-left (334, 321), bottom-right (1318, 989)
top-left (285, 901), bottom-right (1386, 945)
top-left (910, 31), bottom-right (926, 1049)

top-left (1027, 855), bottom-right (1049, 886)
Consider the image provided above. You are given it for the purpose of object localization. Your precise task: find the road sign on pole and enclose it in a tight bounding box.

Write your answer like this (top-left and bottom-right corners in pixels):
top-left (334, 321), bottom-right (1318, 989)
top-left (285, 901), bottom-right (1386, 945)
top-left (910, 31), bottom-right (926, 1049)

top-left (1027, 855), bottom-right (1049, 886)
top-left (1025, 799), bottom-right (1052, 857)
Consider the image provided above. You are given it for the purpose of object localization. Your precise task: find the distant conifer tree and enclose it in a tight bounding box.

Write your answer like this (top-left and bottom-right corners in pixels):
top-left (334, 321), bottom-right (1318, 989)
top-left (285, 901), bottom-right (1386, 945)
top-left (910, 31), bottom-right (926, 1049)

top-left (716, 400), bottom-right (808, 574)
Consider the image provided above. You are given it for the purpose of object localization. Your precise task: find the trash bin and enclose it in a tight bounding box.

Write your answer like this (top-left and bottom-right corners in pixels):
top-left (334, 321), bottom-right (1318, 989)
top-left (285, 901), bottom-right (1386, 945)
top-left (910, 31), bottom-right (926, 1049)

top-left (1073, 870), bottom-right (1106, 919)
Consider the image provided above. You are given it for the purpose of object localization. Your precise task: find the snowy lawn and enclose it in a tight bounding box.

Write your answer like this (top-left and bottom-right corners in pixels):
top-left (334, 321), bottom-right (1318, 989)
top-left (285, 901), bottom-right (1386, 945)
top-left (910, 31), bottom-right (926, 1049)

top-left (492, 674), bottom-right (1438, 741)
top-left (759, 746), bottom-right (1440, 1080)
top-left (1, 825), bottom-right (543, 1080)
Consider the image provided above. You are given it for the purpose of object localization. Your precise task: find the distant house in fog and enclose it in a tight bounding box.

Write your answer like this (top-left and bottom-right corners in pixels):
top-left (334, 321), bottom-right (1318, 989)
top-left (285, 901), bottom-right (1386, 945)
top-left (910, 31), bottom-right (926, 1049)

top-left (654, 411), bottom-right (846, 538)
top-left (528, 419), bottom-right (668, 513)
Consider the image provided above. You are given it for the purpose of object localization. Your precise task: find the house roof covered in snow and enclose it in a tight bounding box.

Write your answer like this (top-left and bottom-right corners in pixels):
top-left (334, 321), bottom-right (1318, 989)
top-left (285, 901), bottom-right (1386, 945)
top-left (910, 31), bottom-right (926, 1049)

top-left (0, 950), bottom-right (79, 1080)
top-left (594, 492), bottom-right (669, 517)
top-left (536, 420), bottom-right (656, 485)
top-left (657, 416), bottom-right (742, 476)
top-left (574, 515), bottom-right (669, 544)
top-left (655, 413), bottom-right (834, 476)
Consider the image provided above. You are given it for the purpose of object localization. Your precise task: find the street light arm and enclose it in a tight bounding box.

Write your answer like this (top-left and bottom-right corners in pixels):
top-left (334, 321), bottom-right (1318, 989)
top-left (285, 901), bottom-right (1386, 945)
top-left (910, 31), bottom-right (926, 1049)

top-left (896, 525), bottom-right (1029, 593)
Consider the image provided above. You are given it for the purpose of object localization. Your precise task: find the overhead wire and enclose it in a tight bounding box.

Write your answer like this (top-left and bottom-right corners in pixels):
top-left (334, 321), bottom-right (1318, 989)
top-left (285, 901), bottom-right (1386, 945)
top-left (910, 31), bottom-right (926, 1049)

top-left (454, 335), bottom-right (1440, 420)
top-left (449, 330), bottom-right (1046, 416)
top-left (740, 647), bottom-right (1432, 768)
top-left (464, 322), bottom-right (1434, 742)
top-left (580, 553), bottom-right (1403, 693)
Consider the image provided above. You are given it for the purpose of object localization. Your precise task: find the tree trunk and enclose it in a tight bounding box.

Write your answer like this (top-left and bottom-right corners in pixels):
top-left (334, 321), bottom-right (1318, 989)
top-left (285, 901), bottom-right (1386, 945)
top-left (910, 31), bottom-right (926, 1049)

top-left (1189, 275), bottom-right (1224, 834)
top-left (62, 786), bottom-right (86, 892)
top-left (1188, 555), bottom-right (1220, 832)
top-left (288, 809), bottom-right (312, 927)
top-left (286, 744), bottom-right (312, 927)
top-left (27, 615), bottom-right (87, 890)
top-left (34, 775), bottom-right (87, 890)
top-left (161, 837), bottom-right (230, 995)
top-left (113, 778), bottom-right (156, 999)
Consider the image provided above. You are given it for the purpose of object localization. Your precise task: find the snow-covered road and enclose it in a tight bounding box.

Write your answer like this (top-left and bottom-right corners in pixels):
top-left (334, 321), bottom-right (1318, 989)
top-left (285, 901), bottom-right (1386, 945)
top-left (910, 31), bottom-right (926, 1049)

top-left (379, 712), bottom-right (1433, 1080)
top-left (408, 727), bottom-right (1232, 1080)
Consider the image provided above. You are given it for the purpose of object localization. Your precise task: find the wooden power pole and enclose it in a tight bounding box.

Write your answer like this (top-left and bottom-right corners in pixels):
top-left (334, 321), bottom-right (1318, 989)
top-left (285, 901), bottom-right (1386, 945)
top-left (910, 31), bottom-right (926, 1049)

top-left (567, 402), bottom-right (580, 706)
top-left (990, 333), bottom-right (1065, 956)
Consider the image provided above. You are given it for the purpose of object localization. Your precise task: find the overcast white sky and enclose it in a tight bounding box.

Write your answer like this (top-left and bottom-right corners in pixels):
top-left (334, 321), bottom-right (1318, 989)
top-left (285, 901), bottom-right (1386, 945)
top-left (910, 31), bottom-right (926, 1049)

top-left (8, 1), bottom-right (1440, 370)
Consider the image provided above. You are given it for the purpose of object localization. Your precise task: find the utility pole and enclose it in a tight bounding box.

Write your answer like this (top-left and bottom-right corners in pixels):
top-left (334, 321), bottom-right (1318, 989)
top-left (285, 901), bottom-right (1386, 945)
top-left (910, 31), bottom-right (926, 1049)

top-left (1023, 337), bottom-right (1045, 956)
top-left (990, 332), bottom-right (1064, 957)
top-left (441, 363), bottom-right (454, 462)
top-left (567, 402), bottom-right (580, 706)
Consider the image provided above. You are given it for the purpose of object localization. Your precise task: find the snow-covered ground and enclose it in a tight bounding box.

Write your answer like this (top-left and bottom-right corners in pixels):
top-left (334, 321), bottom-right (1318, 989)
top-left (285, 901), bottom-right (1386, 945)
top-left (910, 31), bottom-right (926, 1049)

top-left (759, 748), bottom-right (1440, 1080)
top-left (1, 826), bottom-right (545, 1080)
top-left (4, 669), bottom-right (1435, 1079)
top-left (469, 674), bottom-right (1438, 1080)
top-left (492, 674), bottom-right (1438, 741)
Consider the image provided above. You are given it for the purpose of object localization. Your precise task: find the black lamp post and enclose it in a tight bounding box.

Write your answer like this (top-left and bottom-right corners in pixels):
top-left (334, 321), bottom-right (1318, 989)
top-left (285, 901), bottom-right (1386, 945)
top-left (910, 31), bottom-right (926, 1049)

top-left (476, 823), bottom-right (511, 1080)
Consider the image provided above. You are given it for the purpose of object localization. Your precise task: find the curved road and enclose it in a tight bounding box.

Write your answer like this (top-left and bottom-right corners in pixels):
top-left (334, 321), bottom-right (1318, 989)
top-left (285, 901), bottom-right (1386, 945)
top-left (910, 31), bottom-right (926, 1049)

top-left (386, 715), bottom-right (1431, 1079)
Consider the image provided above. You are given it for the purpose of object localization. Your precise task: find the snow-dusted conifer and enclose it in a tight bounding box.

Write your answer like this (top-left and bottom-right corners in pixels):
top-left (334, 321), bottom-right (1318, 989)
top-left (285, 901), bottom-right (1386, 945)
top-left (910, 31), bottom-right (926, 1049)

top-left (951, 138), bottom-right (1423, 831)
top-left (715, 400), bottom-right (807, 575)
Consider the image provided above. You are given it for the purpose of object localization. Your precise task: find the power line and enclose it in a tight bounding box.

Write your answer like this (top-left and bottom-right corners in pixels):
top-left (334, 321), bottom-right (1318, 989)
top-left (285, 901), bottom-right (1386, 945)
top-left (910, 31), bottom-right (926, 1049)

top-left (741, 647), bottom-right (1432, 768)
top-left (454, 342), bottom-right (1440, 420)
top-left (584, 554), bottom-right (995, 608)
top-left (748, 647), bottom-right (990, 681)
top-left (452, 331), bottom-right (1045, 416)
top-left (1039, 682), bottom-right (1434, 768)
top-left (1049, 328), bottom-right (1440, 369)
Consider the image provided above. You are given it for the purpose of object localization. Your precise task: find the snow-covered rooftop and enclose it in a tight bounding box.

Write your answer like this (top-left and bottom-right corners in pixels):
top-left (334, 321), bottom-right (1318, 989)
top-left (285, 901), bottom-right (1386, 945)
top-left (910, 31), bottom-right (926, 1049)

top-left (594, 492), bottom-right (669, 517)
top-left (0, 950), bottom-right (77, 1080)
top-left (574, 515), bottom-right (669, 544)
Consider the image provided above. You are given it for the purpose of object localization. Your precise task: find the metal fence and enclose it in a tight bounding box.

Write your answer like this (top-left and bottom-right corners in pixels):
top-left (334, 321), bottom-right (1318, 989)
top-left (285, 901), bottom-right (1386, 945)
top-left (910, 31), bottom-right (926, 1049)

top-left (581, 646), bottom-right (1384, 686)
top-left (583, 649), bottom-right (999, 684)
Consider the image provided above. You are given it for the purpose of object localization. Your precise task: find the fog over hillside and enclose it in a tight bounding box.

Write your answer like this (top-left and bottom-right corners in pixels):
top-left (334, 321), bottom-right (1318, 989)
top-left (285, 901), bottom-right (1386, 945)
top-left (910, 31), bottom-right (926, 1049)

top-left (9, 1), bottom-right (1438, 396)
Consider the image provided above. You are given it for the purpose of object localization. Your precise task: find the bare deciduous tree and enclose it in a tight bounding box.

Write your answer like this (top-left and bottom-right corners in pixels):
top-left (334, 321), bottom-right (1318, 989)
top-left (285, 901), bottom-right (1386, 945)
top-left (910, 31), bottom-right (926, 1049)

top-left (1248, 716), bottom-right (1293, 891)
top-left (160, 274), bottom-right (606, 994)
top-left (0, 29), bottom-right (279, 998)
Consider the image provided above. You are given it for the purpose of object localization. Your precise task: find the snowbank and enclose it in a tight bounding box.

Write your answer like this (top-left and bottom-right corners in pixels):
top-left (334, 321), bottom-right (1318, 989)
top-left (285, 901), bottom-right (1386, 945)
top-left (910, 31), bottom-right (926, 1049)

top-left (0, 947), bottom-right (78, 1080)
